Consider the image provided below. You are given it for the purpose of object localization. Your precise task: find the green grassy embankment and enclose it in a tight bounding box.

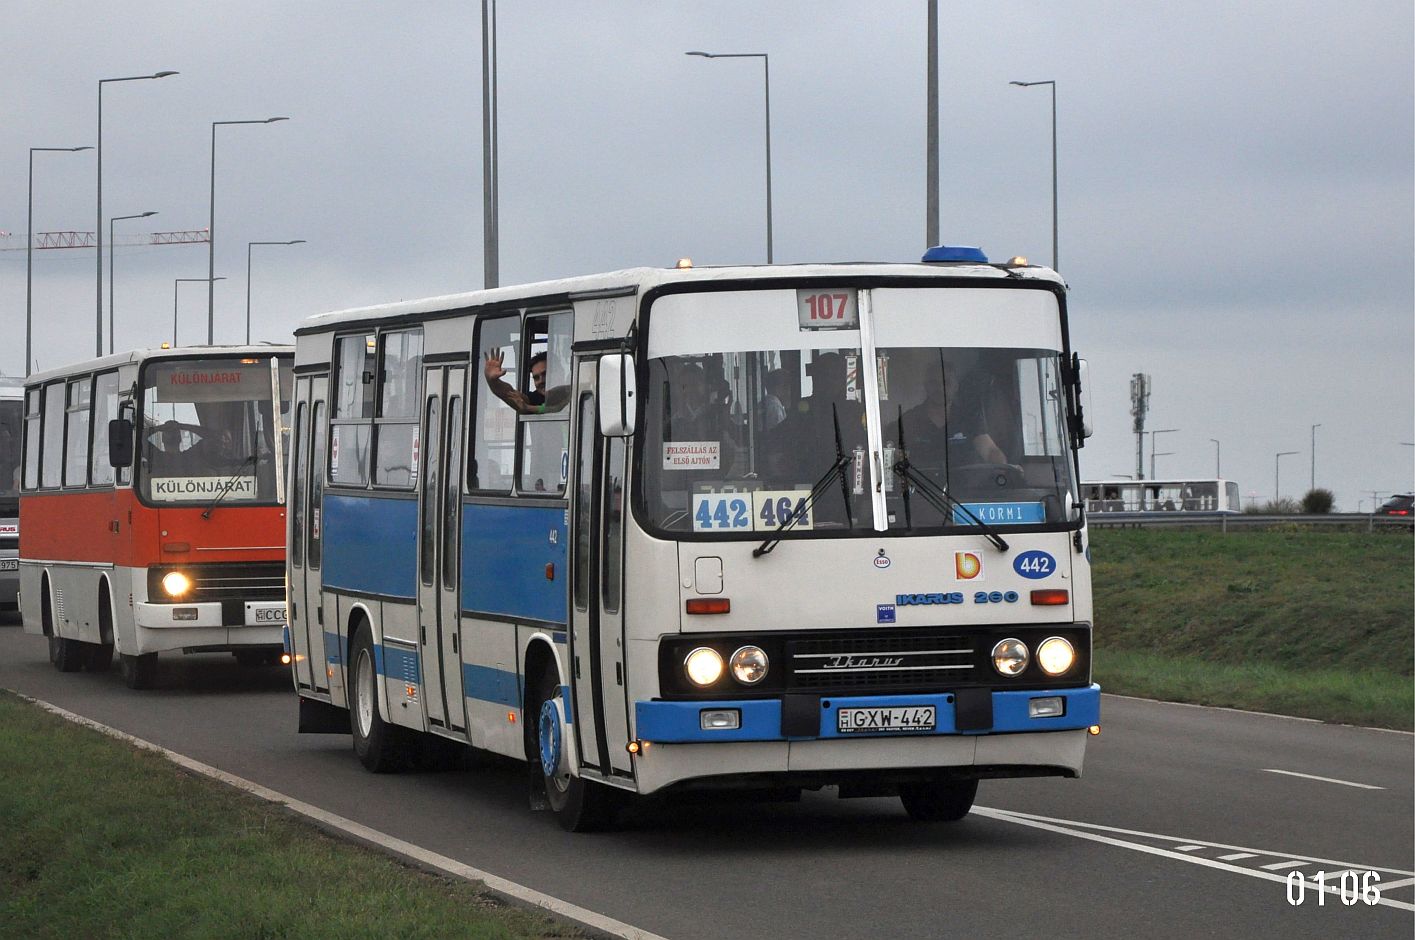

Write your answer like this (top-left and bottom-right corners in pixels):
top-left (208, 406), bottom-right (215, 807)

top-left (1090, 527), bottom-right (1414, 729)
top-left (0, 692), bottom-right (581, 940)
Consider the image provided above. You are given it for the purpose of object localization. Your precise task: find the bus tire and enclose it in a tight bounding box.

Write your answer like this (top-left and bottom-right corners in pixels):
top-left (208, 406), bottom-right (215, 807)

top-left (899, 778), bottom-right (977, 822)
top-left (40, 580), bottom-right (84, 671)
top-left (534, 672), bottom-right (618, 832)
top-left (87, 589), bottom-right (115, 672)
top-left (348, 625), bottom-right (413, 773)
top-left (119, 653), bottom-right (159, 690)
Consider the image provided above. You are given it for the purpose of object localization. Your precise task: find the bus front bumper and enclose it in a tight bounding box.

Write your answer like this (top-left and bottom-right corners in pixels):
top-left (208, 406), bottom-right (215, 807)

top-left (133, 601), bottom-right (286, 654)
top-left (629, 685), bottom-right (1099, 795)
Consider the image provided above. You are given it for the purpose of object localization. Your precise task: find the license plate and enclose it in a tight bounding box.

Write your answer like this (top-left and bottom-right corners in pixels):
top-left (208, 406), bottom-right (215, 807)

top-left (0, 559), bottom-right (17, 572)
top-left (836, 705), bottom-right (936, 734)
top-left (246, 603), bottom-right (287, 625)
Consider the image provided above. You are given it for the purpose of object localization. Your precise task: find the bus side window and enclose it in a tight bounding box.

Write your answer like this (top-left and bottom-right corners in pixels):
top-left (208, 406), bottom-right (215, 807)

top-left (330, 334), bottom-right (375, 486)
top-left (64, 378), bottom-right (92, 487)
top-left (471, 315), bottom-right (520, 493)
top-left (40, 382), bottom-right (65, 489)
top-left (22, 389), bottom-right (41, 491)
top-left (308, 401), bottom-right (326, 567)
top-left (517, 311), bottom-right (571, 495)
top-left (373, 328), bottom-right (423, 488)
top-left (90, 372), bottom-right (119, 486)
top-left (291, 401), bottom-right (306, 567)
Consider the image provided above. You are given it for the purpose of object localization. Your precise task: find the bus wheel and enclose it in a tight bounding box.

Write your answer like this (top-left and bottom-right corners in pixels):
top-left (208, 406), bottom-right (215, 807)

top-left (51, 636), bottom-right (86, 672)
top-left (119, 653), bottom-right (159, 690)
top-left (349, 626), bottom-right (412, 773)
top-left (899, 778), bottom-right (978, 822)
top-left (86, 642), bottom-right (114, 673)
top-left (534, 674), bottom-right (618, 832)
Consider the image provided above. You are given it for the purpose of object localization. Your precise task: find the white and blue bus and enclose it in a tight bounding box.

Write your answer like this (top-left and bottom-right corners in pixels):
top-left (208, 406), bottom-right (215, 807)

top-left (287, 248), bottom-right (1100, 829)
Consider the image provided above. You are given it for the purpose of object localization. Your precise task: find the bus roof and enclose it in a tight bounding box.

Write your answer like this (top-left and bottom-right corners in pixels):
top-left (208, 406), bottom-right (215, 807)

top-left (295, 260), bottom-right (1066, 336)
top-left (24, 345), bottom-right (294, 388)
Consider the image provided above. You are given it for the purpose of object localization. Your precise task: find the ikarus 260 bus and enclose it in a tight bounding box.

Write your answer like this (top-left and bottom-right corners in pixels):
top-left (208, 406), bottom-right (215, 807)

top-left (288, 246), bottom-right (1099, 829)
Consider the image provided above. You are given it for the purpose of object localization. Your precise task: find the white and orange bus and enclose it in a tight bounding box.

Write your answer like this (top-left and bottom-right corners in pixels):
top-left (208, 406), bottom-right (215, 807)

top-left (19, 346), bottom-right (293, 688)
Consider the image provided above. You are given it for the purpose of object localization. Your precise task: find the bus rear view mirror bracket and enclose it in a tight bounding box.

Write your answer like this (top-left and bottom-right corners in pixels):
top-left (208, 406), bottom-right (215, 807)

top-left (108, 411), bottom-right (135, 469)
top-left (598, 354), bottom-right (636, 438)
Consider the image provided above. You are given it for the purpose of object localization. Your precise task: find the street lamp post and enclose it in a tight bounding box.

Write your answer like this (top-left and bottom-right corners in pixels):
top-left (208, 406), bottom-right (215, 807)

top-left (1310, 423), bottom-right (1321, 492)
top-left (109, 210), bottom-right (157, 354)
top-left (1149, 428), bottom-right (1178, 480)
top-left (1209, 438), bottom-right (1221, 477)
top-left (175, 277), bottom-right (225, 347)
top-left (98, 71), bottom-right (177, 357)
top-left (209, 117), bottom-right (288, 345)
top-left (245, 240), bottom-right (305, 344)
top-left (1275, 451), bottom-right (1298, 505)
top-left (1009, 79), bottom-right (1058, 270)
top-left (28, 145), bottom-right (93, 376)
top-left (686, 50), bottom-right (773, 264)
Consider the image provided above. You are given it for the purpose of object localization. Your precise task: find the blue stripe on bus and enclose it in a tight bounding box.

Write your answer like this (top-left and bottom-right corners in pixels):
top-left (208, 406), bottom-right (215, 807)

top-left (634, 685), bottom-right (1101, 743)
top-left (462, 663), bottom-right (521, 707)
top-left (461, 503), bottom-right (567, 625)
top-left (322, 494), bottom-right (418, 600)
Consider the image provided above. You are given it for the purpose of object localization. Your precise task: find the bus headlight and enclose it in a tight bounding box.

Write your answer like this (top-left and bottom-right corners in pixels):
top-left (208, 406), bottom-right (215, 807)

top-left (161, 571), bottom-right (192, 598)
top-left (729, 646), bottom-right (769, 685)
top-left (684, 647), bottom-right (725, 687)
top-left (991, 638), bottom-right (1029, 677)
top-left (1036, 636), bottom-right (1076, 676)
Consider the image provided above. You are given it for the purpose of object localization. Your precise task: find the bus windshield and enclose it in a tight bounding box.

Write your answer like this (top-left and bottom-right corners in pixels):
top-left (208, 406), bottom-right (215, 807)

top-left (640, 286), bottom-right (1078, 536)
top-left (0, 397), bottom-right (20, 514)
top-left (139, 357), bottom-right (293, 505)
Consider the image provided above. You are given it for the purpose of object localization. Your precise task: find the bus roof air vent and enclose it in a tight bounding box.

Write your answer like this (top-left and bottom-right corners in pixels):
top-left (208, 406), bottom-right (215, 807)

top-left (921, 245), bottom-right (988, 264)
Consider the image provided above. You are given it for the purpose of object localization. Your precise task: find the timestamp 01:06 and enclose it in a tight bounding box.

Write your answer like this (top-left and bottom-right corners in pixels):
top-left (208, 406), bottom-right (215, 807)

top-left (1285, 870), bottom-right (1382, 906)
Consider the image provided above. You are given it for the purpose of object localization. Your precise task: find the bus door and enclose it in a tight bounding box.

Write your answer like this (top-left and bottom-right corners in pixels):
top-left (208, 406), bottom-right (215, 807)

top-left (570, 358), bottom-right (634, 779)
top-left (417, 365), bottom-right (467, 735)
top-left (290, 375), bottom-right (330, 693)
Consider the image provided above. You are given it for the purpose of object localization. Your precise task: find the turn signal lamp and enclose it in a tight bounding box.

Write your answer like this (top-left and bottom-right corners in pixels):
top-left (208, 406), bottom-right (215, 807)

top-left (1088, 725), bottom-right (1101, 736)
top-left (626, 740), bottom-right (642, 754)
top-left (161, 570), bottom-right (192, 597)
top-left (1030, 589), bottom-right (1069, 606)
top-left (685, 598), bottom-right (730, 615)
top-left (1007, 256), bottom-right (1028, 266)
top-left (279, 652), bottom-right (292, 665)
top-left (675, 257), bottom-right (693, 269)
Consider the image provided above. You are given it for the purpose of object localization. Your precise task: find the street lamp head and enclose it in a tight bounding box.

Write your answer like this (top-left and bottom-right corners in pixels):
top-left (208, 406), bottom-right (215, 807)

top-left (287, 239), bottom-right (306, 245)
top-left (153, 71), bottom-right (179, 78)
top-left (73, 146), bottom-right (95, 152)
top-left (265, 116), bottom-right (290, 123)
top-left (140, 211), bottom-right (157, 218)
top-left (686, 51), bottom-right (714, 57)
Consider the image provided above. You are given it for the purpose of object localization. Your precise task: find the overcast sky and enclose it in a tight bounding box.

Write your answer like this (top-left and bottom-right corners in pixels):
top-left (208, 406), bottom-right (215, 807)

top-left (3, 1), bottom-right (1411, 509)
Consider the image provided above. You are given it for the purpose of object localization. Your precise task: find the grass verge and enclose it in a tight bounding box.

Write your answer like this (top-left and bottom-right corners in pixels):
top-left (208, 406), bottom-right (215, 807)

top-left (1091, 527), bottom-right (1413, 730)
top-left (0, 692), bottom-right (584, 940)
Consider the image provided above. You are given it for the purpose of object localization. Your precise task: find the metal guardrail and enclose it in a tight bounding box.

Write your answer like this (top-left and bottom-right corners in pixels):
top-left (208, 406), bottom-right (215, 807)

top-left (1087, 512), bottom-right (1413, 530)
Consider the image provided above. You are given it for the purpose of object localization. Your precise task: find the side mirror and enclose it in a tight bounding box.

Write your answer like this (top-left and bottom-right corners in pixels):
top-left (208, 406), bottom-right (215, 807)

top-left (597, 354), bottom-right (636, 438)
top-left (108, 417), bottom-right (135, 468)
top-left (1075, 356), bottom-right (1094, 440)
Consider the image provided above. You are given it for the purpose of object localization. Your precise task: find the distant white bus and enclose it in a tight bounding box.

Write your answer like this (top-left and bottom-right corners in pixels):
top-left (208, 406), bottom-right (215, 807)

top-left (0, 377), bottom-right (21, 610)
top-left (1083, 479), bottom-right (1241, 514)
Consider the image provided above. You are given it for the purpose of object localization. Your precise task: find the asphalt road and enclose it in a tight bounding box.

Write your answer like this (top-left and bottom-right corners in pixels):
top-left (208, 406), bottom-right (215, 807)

top-left (2, 618), bottom-right (1410, 940)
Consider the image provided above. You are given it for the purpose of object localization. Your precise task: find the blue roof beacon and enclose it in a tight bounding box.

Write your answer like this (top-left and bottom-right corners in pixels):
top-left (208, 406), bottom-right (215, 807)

top-left (921, 245), bottom-right (989, 263)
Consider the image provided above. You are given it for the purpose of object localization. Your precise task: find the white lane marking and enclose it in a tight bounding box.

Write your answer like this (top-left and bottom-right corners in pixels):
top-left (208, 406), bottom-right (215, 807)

top-left (1260, 860), bottom-right (1311, 871)
top-left (14, 694), bottom-right (669, 940)
top-left (1101, 692), bottom-right (1413, 735)
top-left (1261, 769), bottom-right (1386, 790)
top-left (1175, 844), bottom-right (1204, 851)
top-left (975, 806), bottom-right (1415, 912)
top-left (1218, 853), bottom-right (1259, 861)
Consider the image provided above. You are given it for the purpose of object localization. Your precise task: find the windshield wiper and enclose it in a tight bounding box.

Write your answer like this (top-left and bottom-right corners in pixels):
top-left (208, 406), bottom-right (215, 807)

top-left (201, 454), bottom-right (256, 520)
top-left (892, 410), bottom-right (1008, 552)
top-left (754, 406), bottom-right (853, 558)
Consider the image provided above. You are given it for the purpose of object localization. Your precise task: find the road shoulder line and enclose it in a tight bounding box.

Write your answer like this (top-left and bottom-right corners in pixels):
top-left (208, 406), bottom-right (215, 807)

top-left (1101, 692), bottom-right (1413, 735)
top-left (12, 691), bottom-right (669, 940)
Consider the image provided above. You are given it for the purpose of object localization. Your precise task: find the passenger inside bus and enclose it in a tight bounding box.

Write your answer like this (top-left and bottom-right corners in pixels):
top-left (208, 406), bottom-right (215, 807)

top-left (764, 352), bottom-right (864, 483)
top-left (483, 348), bottom-right (569, 416)
top-left (888, 355), bottom-right (1009, 471)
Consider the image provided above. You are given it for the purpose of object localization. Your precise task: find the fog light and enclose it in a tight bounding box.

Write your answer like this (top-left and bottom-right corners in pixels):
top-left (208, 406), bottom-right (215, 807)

top-left (729, 646), bottom-right (768, 685)
top-left (991, 637), bottom-right (1029, 677)
top-left (684, 647), bottom-right (724, 687)
top-left (1036, 636), bottom-right (1076, 676)
top-left (171, 607), bottom-right (198, 621)
top-left (700, 709), bottom-right (741, 730)
top-left (1028, 696), bottom-right (1065, 718)
top-left (162, 570), bottom-right (192, 597)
